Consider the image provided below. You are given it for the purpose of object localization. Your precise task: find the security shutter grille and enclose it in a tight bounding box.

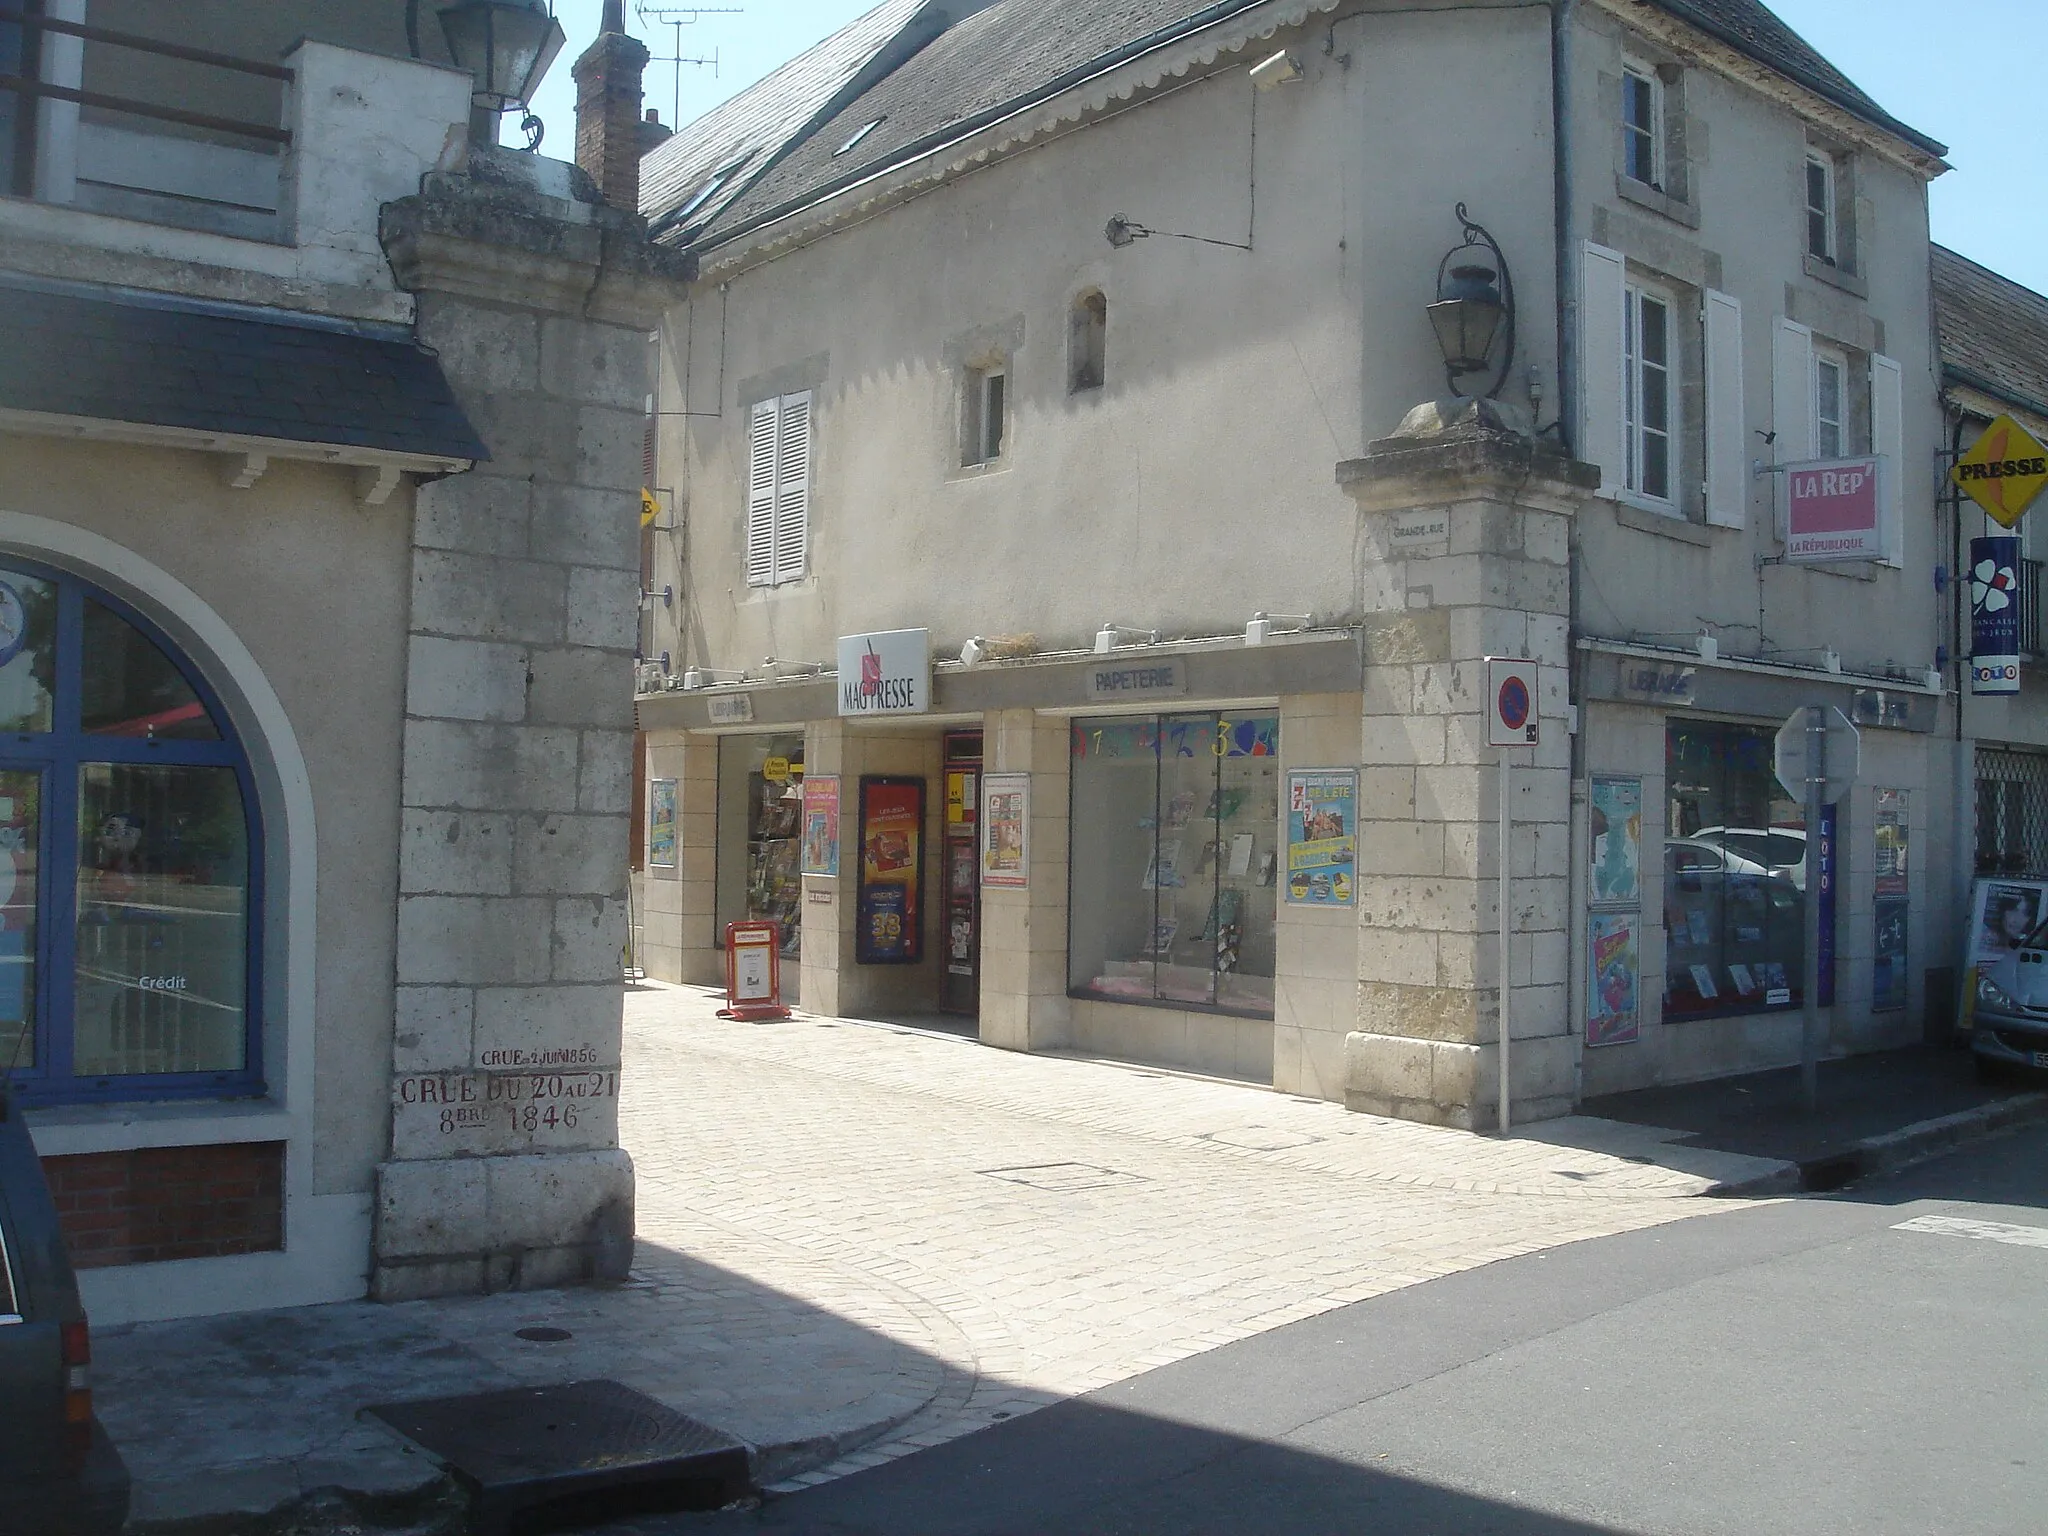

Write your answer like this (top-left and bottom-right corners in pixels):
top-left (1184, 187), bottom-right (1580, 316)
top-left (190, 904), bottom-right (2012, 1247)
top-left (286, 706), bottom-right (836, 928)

top-left (745, 393), bottom-right (812, 587)
top-left (1976, 747), bottom-right (2048, 877)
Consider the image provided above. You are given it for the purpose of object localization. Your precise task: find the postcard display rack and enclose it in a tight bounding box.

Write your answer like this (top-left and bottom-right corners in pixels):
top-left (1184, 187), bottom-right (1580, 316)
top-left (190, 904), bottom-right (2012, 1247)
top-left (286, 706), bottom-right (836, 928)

top-left (1079, 716), bottom-right (1280, 1014)
top-left (746, 764), bottom-right (804, 956)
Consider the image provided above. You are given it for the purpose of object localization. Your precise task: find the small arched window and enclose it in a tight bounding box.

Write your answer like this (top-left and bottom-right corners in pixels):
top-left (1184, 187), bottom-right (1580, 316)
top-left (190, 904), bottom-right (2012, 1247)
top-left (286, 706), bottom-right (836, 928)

top-left (1069, 290), bottom-right (1107, 393)
top-left (0, 559), bottom-right (261, 1104)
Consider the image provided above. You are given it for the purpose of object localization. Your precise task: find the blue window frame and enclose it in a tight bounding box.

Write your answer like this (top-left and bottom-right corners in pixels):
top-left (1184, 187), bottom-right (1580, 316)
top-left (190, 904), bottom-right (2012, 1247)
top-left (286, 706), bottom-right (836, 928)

top-left (0, 559), bottom-right (263, 1105)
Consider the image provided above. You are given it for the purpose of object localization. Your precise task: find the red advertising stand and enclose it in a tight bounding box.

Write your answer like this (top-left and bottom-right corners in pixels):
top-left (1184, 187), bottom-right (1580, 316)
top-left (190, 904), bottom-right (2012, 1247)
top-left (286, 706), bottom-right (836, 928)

top-left (719, 920), bottom-right (792, 1020)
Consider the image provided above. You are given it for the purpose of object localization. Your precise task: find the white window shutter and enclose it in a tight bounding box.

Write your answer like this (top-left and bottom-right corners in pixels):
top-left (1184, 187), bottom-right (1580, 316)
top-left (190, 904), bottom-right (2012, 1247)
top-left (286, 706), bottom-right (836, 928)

top-left (1578, 241), bottom-right (1627, 498)
top-left (1704, 289), bottom-right (1746, 529)
top-left (772, 390), bottom-right (812, 585)
top-left (745, 398), bottom-right (777, 587)
top-left (1871, 352), bottom-right (1906, 566)
top-left (1771, 318), bottom-right (1814, 539)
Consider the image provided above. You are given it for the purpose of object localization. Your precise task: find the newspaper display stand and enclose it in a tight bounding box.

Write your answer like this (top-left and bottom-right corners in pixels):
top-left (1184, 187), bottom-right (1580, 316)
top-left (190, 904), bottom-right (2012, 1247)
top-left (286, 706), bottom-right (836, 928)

top-left (719, 920), bottom-right (792, 1020)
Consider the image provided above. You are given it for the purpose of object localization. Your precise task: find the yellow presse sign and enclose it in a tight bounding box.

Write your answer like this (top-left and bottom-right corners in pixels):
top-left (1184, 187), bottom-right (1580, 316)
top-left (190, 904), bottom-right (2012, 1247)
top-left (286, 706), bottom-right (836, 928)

top-left (640, 488), bottom-right (661, 527)
top-left (1952, 413), bottom-right (2048, 528)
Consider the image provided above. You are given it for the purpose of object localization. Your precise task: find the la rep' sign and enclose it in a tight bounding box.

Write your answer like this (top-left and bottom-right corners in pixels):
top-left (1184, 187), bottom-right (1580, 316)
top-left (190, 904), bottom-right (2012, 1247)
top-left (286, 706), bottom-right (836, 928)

top-left (1785, 456), bottom-right (1884, 563)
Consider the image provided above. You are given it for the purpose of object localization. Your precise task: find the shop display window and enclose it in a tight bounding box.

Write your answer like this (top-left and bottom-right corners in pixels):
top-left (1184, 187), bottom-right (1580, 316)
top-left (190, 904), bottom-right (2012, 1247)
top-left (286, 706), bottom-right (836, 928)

top-left (716, 733), bottom-right (805, 956)
top-left (0, 562), bottom-right (261, 1105)
top-left (1068, 713), bottom-right (1279, 1017)
top-left (1664, 720), bottom-right (1807, 1018)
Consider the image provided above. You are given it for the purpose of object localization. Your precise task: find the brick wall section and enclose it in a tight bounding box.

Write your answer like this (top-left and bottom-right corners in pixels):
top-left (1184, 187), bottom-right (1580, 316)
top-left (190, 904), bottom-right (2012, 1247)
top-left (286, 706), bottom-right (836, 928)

top-left (41, 1143), bottom-right (284, 1269)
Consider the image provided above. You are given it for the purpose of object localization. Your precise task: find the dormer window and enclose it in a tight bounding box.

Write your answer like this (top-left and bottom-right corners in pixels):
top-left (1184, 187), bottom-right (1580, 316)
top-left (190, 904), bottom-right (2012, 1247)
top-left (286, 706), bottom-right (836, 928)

top-left (1623, 61), bottom-right (1664, 190)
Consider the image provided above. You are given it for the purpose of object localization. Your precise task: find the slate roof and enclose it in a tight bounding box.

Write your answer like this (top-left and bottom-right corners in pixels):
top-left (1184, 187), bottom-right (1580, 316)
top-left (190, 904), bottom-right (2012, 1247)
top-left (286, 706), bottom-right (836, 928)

top-left (661, 0), bottom-right (1941, 256)
top-left (0, 277), bottom-right (488, 464)
top-left (1933, 245), bottom-right (2048, 421)
top-left (639, 0), bottom-right (928, 240)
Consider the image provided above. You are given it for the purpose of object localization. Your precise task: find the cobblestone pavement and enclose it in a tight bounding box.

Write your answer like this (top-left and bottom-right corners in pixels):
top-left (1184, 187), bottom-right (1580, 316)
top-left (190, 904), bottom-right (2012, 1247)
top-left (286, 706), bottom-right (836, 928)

top-left (622, 983), bottom-right (1768, 1492)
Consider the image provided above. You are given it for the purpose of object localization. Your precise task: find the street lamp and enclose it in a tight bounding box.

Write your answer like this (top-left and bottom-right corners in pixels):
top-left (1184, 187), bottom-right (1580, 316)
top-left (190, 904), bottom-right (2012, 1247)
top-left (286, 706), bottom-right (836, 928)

top-left (438, 0), bottom-right (566, 146)
top-left (1425, 203), bottom-right (1515, 399)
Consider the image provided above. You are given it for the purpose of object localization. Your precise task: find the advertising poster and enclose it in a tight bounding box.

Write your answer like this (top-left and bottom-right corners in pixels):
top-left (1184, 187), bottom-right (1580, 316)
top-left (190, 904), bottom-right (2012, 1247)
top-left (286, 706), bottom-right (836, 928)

top-left (1589, 776), bottom-right (1642, 906)
top-left (1959, 876), bottom-right (2048, 1029)
top-left (1872, 788), bottom-right (1908, 1013)
top-left (1970, 535), bottom-right (2023, 695)
top-left (647, 778), bottom-right (678, 868)
top-left (981, 773), bottom-right (1029, 890)
top-left (1284, 769), bottom-right (1358, 906)
top-left (801, 775), bottom-right (840, 877)
top-left (856, 777), bottom-right (923, 964)
top-left (1587, 910), bottom-right (1640, 1047)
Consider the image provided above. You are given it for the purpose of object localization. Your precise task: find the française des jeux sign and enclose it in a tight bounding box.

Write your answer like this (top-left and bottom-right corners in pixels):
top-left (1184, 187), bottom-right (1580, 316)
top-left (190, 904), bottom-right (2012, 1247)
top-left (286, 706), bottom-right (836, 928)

top-left (1784, 456), bottom-right (1883, 562)
top-left (837, 629), bottom-right (931, 717)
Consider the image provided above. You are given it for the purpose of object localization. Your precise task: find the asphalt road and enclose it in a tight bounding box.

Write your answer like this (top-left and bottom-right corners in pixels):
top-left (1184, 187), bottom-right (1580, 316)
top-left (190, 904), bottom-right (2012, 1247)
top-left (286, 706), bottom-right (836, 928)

top-left (621, 1122), bottom-right (2048, 1536)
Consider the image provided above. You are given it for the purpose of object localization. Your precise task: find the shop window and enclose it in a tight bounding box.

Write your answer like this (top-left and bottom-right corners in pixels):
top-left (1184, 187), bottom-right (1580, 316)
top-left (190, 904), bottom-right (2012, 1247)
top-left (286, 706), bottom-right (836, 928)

top-left (0, 561), bottom-right (261, 1104)
top-left (715, 733), bottom-right (804, 956)
top-left (1663, 720), bottom-right (1807, 1019)
top-left (1068, 713), bottom-right (1280, 1017)
top-left (1976, 747), bottom-right (2048, 876)
top-left (961, 365), bottom-right (1006, 466)
top-left (1068, 291), bottom-right (1106, 393)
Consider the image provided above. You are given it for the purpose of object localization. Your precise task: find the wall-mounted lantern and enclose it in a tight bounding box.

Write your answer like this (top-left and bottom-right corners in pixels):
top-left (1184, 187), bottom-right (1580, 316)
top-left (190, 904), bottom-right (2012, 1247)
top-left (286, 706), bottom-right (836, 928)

top-left (1426, 203), bottom-right (1515, 399)
top-left (438, 0), bottom-right (566, 145)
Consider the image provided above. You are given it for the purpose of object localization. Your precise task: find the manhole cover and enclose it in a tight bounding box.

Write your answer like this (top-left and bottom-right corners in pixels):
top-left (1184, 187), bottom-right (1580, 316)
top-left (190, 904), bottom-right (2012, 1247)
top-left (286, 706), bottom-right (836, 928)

top-left (1202, 1126), bottom-right (1323, 1152)
top-left (515, 1326), bottom-right (573, 1343)
top-left (367, 1379), bottom-right (749, 1533)
top-left (980, 1162), bottom-right (1147, 1192)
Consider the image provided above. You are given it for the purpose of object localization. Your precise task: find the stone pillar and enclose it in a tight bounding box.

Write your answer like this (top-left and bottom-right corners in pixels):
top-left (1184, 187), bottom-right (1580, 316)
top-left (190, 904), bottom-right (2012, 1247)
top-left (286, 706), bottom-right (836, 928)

top-left (372, 145), bottom-right (689, 1300)
top-left (978, 709), bottom-right (1072, 1052)
top-left (1334, 403), bottom-right (1595, 1129)
top-left (573, 0), bottom-right (653, 213)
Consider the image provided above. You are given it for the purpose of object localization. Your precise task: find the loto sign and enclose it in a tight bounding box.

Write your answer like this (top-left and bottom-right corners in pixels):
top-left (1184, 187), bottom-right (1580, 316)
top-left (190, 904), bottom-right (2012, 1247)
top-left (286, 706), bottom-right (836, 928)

top-left (1784, 456), bottom-right (1884, 562)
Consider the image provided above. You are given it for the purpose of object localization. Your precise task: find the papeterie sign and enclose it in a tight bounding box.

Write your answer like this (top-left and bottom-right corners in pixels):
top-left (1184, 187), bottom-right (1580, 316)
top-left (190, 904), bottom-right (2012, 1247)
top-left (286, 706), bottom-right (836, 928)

top-left (1784, 456), bottom-right (1883, 562)
top-left (837, 629), bottom-right (931, 716)
top-left (1084, 658), bottom-right (1188, 701)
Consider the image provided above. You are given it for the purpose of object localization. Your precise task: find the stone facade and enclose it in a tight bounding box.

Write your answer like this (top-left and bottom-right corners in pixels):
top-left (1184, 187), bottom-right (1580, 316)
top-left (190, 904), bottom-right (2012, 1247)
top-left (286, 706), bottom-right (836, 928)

top-left (372, 146), bottom-right (688, 1301)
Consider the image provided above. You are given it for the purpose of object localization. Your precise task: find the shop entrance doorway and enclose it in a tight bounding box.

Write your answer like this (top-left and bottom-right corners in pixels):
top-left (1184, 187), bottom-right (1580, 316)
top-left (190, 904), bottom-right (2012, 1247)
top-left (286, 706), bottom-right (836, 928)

top-left (940, 730), bottom-right (982, 1016)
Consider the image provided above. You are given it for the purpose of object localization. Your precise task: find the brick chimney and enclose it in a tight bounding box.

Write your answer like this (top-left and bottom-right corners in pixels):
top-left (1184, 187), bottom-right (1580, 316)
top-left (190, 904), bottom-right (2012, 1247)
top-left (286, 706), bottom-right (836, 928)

top-left (573, 0), bottom-right (652, 213)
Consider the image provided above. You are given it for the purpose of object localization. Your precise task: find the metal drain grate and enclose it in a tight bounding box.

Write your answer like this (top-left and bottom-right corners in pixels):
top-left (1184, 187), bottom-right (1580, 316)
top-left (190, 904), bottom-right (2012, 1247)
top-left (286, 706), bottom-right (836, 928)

top-left (979, 1162), bottom-right (1148, 1192)
top-left (367, 1378), bottom-right (749, 1536)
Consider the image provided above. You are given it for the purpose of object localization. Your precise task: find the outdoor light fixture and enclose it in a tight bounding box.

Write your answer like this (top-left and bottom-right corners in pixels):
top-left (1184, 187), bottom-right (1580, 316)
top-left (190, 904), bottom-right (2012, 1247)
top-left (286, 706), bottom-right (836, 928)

top-left (1248, 50), bottom-right (1302, 89)
top-left (679, 666), bottom-right (746, 690)
top-left (759, 657), bottom-right (825, 681)
top-left (1426, 203), bottom-right (1515, 399)
top-left (1105, 213), bottom-right (1251, 254)
top-left (959, 637), bottom-right (987, 666)
top-left (1095, 623), bottom-right (1161, 655)
top-left (1244, 612), bottom-right (1312, 646)
top-left (439, 0), bottom-right (566, 142)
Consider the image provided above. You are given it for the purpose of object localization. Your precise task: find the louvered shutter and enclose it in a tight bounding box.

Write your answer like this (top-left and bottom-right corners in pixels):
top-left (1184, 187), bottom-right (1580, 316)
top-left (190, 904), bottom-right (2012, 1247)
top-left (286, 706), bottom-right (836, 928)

top-left (642, 392), bottom-right (657, 489)
top-left (1704, 289), bottom-right (1746, 529)
top-left (745, 398), bottom-right (777, 586)
top-left (1771, 318), bottom-right (1814, 539)
top-left (1871, 352), bottom-right (1905, 567)
top-left (773, 390), bottom-right (811, 585)
top-left (1578, 242), bottom-right (1627, 498)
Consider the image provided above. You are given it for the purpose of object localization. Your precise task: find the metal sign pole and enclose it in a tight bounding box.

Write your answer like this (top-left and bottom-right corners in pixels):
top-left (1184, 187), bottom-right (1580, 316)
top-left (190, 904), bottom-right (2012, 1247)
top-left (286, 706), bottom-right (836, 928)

top-left (1801, 704), bottom-right (1826, 1111)
top-left (1499, 752), bottom-right (1512, 1135)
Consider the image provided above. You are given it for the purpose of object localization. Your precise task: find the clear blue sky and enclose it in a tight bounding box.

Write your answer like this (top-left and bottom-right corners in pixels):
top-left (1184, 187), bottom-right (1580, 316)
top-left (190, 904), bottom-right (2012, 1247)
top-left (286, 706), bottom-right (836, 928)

top-left (527, 0), bottom-right (2040, 294)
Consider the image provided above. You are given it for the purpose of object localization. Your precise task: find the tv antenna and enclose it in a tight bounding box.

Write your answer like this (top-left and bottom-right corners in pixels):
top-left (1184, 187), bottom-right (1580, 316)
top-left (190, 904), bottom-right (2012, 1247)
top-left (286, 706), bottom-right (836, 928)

top-left (635, 3), bottom-right (743, 128)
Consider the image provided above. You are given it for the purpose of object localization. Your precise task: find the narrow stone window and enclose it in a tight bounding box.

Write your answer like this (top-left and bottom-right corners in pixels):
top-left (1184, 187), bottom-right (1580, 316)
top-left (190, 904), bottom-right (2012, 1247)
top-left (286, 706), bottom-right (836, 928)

top-left (1805, 153), bottom-right (1836, 264)
top-left (962, 365), bottom-right (1006, 465)
top-left (1622, 62), bottom-right (1663, 190)
top-left (1069, 290), bottom-right (1106, 393)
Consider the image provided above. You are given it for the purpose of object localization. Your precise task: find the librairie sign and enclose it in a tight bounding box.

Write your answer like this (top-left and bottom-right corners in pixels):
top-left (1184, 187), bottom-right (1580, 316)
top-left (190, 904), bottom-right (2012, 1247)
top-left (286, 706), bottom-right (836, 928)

top-left (1784, 455), bottom-right (1883, 562)
top-left (837, 628), bottom-right (931, 716)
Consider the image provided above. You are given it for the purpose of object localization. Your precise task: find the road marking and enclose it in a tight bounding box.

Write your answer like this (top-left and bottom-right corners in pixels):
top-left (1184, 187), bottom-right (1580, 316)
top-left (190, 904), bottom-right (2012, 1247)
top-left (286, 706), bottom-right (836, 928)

top-left (1893, 1214), bottom-right (2048, 1249)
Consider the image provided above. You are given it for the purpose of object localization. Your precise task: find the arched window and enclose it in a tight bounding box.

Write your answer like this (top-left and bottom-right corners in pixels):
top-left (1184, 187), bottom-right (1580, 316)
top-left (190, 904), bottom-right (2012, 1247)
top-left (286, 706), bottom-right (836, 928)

top-left (1069, 290), bottom-right (1107, 393)
top-left (0, 560), bottom-right (261, 1104)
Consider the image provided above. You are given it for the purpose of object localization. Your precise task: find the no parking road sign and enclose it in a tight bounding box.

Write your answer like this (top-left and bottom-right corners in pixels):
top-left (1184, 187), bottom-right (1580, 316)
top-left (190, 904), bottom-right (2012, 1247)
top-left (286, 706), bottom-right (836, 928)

top-left (1486, 658), bottom-right (1540, 747)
